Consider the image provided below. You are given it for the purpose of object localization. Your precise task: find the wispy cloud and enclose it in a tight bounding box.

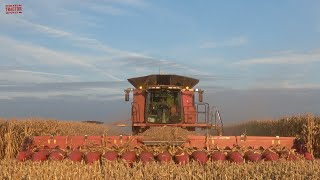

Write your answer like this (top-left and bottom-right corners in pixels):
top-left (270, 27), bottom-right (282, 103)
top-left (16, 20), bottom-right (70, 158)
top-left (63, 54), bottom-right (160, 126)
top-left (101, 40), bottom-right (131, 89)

top-left (73, 0), bottom-right (146, 16)
top-left (234, 49), bottom-right (320, 65)
top-left (0, 89), bottom-right (123, 101)
top-left (1, 14), bottom-right (197, 81)
top-left (87, 4), bottom-right (128, 15)
top-left (0, 1), bottom-right (208, 84)
top-left (4, 18), bottom-right (119, 54)
top-left (0, 70), bottom-right (59, 84)
top-left (0, 35), bottom-right (93, 68)
top-left (16, 18), bottom-right (72, 38)
top-left (253, 79), bottom-right (320, 90)
top-left (0, 35), bottom-right (123, 81)
top-left (280, 82), bottom-right (320, 89)
top-left (224, 36), bottom-right (248, 46)
top-left (0, 32), bottom-right (204, 84)
top-left (200, 36), bottom-right (248, 49)
top-left (0, 69), bottom-right (79, 84)
top-left (0, 81), bottom-right (127, 100)
top-left (3, 18), bottom-right (184, 66)
top-left (104, 0), bottom-right (147, 8)
top-left (251, 77), bottom-right (320, 90)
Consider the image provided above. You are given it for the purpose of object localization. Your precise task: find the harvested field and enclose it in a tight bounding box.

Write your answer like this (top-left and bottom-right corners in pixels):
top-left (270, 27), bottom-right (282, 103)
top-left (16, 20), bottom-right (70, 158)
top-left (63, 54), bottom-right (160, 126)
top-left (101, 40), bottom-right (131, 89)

top-left (1, 159), bottom-right (319, 180)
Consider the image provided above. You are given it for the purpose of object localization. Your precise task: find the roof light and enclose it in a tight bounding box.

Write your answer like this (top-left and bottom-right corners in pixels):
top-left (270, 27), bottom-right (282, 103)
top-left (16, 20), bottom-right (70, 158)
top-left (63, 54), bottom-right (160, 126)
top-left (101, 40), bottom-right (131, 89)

top-left (186, 86), bottom-right (189, 90)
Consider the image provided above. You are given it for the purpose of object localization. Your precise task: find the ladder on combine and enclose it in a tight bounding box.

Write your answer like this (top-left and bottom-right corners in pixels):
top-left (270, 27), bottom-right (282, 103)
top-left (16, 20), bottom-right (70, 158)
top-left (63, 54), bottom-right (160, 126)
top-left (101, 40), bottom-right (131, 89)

top-left (194, 103), bottom-right (223, 135)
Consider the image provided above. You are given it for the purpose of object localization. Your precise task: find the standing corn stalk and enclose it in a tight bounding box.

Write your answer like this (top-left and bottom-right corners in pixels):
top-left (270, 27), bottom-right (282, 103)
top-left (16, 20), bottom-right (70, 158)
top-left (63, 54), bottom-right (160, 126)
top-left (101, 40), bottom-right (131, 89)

top-left (303, 113), bottom-right (320, 158)
top-left (4, 121), bottom-right (16, 159)
top-left (306, 114), bottom-right (314, 156)
top-left (310, 115), bottom-right (320, 158)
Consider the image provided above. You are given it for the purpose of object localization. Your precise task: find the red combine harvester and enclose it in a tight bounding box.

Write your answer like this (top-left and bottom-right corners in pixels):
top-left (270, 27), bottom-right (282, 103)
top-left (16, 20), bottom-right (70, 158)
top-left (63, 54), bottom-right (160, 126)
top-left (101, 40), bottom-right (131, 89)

top-left (17, 74), bottom-right (308, 164)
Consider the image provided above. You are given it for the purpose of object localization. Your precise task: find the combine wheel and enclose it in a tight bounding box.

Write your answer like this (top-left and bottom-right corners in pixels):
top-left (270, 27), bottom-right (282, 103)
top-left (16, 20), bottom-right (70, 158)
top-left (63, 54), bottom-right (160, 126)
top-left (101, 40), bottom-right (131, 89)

top-left (227, 151), bottom-right (243, 164)
top-left (32, 151), bottom-right (48, 162)
top-left (68, 150), bottom-right (83, 162)
top-left (17, 151), bottom-right (31, 162)
top-left (191, 151), bottom-right (208, 165)
top-left (38, 149), bottom-right (50, 156)
top-left (174, 151), bottom-right (189, 165)
top-left (156, 152), bottom-right (172, 163)
top-left (121, 151), bottom-right (137, 166)
top-left (104, 151), bottom-right (118, 162)
top-left (139, 151), bottom-right (154, 164)
top-left (262, 151), bottom-right (279, 162)
top-left (244, 150), bottom-right (254, 159)
top-left (85, 152), bottom-right (101, 164)
top-left (210, 151), bottom-right (226, 162)
top-left (246, 153), bottom-right (262, 162)
top-left (50, 151), bottom-right (65, 161)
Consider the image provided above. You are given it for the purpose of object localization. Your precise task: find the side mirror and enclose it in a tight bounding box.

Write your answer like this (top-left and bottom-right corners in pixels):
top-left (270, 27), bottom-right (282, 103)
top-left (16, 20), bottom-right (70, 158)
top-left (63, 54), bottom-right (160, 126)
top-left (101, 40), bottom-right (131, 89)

top-left (124, 88), bottom-right (133, 101)
top-left (198, 89), bottom-right (204, 102)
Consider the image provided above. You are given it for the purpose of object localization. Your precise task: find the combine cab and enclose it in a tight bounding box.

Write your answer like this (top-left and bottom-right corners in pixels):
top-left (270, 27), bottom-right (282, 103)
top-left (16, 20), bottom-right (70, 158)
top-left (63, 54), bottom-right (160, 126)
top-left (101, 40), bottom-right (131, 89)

top-left (125, 74), bottom-right (222, 134)
top-left (17, 74), bottom-right (309, 164)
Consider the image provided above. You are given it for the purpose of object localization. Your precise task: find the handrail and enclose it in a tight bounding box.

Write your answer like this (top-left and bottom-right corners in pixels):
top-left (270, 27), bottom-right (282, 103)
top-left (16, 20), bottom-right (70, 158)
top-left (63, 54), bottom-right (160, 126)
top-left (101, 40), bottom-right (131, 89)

top-left (211, 106), bottom-right (223, 135)
top-left (183, 103), bottom-right (210, 124)
top-left (195, 102), bottom-right (210, 124)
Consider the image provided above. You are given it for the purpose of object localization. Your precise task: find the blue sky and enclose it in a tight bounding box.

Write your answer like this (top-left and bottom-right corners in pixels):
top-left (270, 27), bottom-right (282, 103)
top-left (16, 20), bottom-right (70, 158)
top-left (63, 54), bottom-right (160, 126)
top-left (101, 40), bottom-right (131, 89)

top-left (0, 0), bottom-right (319, 123)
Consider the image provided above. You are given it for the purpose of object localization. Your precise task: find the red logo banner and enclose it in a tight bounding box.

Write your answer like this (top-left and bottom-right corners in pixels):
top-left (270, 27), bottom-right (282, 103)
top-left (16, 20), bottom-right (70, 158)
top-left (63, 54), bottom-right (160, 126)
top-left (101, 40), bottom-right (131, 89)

top-left (6, 4), bottom-right (22, 14)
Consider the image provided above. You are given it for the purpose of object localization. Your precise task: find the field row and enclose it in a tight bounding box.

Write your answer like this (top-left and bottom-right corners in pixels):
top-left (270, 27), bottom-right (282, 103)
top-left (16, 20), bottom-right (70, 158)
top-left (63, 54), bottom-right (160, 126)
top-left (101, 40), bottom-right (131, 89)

top-left (1, 159), bottom-right (320, 180)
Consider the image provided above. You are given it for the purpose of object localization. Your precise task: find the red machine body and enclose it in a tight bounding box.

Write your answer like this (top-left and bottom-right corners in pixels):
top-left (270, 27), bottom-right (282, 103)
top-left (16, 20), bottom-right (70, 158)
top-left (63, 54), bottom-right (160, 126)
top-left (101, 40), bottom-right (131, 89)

top-left (126, 74), bottom-right (218, 134)
top-left (20, 135), bottom-right (296, 152)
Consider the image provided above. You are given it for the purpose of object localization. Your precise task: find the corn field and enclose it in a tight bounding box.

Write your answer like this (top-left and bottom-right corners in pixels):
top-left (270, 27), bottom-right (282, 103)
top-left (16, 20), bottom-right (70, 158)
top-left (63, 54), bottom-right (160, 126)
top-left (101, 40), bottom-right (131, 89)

top-left (0, 115), bottom-right (319, 179)
top-left (224, 114), bottom-right (320, 158)
top-left (0, 118), bottom-right (110, 159)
